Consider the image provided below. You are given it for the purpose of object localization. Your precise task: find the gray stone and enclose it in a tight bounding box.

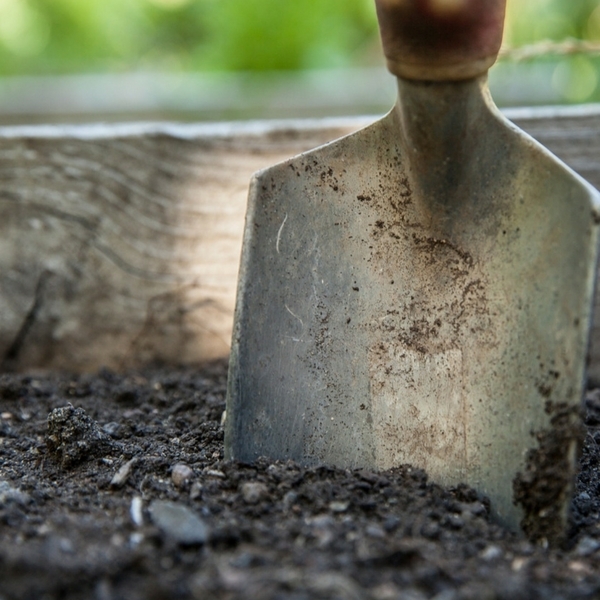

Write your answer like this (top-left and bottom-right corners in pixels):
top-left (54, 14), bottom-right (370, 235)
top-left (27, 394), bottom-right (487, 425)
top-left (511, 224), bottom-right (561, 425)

top-left (190, 482), bottom-right (203, 500)
top-left (0, 480), bottom-right (30, 506)
top-left (205, 469), bottom-right (225, 479)
top-left (149, 500), bottom-right (208, 545)
top-left (366, 524), bottom-right (386, 539)
top-left (308, 514), bottom-right (335, 529)
top-left (241, 482), bottom-right (268, 504)
top-left (481, 545), bottom-right (503, 561)
top-left (110, 458), bottom-right (138, 489)
top-left (283, 491), bottom-right (298, 510)
top-left (171, 463), bottom-right (194, 488)
top-left (575, 536), bottom-right (600, 556)
top-left (102, 422), bottom-right (122, 438)
top-left (130, 496), bottom-right (143, 527)
top-left (329, 500), bottom-right (350, 513)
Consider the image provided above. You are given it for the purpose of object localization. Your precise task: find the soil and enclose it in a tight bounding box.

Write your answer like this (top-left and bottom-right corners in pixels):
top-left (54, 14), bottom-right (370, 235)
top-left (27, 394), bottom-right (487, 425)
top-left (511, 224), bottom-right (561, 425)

top-left (2, 361), bottom-right (600, 600)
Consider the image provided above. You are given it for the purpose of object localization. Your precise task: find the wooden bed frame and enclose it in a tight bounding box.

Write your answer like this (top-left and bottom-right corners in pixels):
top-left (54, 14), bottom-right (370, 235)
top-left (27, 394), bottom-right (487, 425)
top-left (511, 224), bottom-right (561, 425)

top-left (2, 108), bottom-right (600, 379)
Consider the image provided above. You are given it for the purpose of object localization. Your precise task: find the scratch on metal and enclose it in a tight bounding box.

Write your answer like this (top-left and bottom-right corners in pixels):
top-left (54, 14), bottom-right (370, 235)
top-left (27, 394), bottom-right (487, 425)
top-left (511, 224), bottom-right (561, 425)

top-left (276, 213), bottom-right (288, 254)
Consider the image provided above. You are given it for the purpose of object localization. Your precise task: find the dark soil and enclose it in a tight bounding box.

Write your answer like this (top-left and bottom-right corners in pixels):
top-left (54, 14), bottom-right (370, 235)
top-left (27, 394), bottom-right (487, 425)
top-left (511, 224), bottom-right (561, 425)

top-left (2, 362), bottom-right (600, 600)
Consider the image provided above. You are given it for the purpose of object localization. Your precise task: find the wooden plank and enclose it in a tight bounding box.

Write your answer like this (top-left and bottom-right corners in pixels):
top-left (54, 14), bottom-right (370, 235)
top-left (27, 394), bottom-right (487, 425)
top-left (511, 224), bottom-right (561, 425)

top-left (0, 120), bottom-right (368, 372)
top-left (1, 108), bottom-right (600, 375)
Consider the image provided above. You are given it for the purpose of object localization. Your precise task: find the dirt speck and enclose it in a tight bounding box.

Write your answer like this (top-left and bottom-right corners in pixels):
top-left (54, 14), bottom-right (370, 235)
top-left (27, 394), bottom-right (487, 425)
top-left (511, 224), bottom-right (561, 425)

top-left (513, 401), bottom-right (584, 545)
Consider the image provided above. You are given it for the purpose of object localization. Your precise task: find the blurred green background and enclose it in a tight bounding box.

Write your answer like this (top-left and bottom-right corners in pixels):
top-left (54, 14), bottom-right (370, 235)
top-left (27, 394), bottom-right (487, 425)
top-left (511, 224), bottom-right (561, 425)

top-left (0, 0), bottom-right (599, 122)
top-left (0, 0), bottom-right (377, 74)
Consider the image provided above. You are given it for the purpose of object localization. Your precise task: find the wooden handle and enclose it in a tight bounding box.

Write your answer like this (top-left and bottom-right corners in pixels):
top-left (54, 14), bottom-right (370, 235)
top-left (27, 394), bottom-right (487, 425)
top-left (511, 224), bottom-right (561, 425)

top-left (374, 0), bottom-right (506, 81)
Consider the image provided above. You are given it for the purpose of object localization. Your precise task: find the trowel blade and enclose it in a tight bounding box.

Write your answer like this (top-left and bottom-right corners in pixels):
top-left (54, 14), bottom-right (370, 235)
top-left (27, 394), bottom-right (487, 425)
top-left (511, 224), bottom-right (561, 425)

top-left (226, 79), bottom-right (600, 544)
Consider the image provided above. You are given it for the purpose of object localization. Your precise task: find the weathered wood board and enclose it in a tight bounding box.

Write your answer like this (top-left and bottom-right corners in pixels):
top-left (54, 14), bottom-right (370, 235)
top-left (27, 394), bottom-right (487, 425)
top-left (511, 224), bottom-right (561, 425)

top-left (0, 120), bottom-right (370, 372)
top-left (1, 108), bottom-right (600, 377)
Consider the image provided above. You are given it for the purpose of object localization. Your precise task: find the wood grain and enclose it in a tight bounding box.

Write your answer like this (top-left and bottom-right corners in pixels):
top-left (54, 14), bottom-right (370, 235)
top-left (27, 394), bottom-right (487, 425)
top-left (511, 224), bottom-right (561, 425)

top-left (1, 109), bottom-right (600, 375)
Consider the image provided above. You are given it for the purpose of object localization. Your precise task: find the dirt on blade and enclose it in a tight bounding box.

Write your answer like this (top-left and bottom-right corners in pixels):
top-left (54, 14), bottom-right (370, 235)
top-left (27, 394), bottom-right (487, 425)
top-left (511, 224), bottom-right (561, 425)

top-left (513, 401), bottom-right (585, 546)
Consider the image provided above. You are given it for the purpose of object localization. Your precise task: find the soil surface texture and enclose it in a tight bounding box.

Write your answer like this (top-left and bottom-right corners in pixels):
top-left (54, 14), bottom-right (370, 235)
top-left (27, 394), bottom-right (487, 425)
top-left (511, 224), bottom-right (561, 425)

top-left (2, 361), bottom-right (600, 600)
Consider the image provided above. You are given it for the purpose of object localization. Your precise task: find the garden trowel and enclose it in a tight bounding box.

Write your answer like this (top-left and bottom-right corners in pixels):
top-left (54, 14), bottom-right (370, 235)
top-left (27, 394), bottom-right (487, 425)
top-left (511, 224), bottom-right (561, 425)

top-left (225, 0), bottom-right (600, 543)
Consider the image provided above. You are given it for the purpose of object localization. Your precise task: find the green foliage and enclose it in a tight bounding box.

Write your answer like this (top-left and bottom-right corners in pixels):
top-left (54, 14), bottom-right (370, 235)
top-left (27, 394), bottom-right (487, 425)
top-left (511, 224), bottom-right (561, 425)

top-left (194, 0), bottom-right (378, 71)
top-left (0, 0), bottom-right (378, 75)
top-left (0, 0), bottom-right (209, 73)
top-left (504, 0), bottom-right (600, 45)
top-left (501, 0), bottom-right (600, 104)
top-left (0, 0), bottom-right (597, 77)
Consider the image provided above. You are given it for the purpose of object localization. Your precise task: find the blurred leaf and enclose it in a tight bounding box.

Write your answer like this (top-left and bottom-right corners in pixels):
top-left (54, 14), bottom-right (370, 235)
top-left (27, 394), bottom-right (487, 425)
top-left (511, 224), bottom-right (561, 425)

top-left (0, 0), bottom-right (377, 74)
top-left (504, 0), bottom-right (599, 46)
top-left (0, 0), bottom-right (597, 78)
top-left (192, 0), bottom-right (377, 71)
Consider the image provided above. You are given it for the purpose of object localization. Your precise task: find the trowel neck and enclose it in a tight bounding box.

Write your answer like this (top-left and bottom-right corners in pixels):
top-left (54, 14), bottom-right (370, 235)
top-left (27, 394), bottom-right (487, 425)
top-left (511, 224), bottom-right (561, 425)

top-left (394, 75), bottom-right (492, 193)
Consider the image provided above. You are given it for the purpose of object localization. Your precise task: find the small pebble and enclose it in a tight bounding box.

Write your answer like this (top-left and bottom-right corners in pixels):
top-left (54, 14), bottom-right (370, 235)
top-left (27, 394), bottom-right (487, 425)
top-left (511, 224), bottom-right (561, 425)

top-left (241, 482), bottom-right (268, 504)
top-left (569, 560), bottom-right (592, 575)
top-left (309, 514), bottom-right (335, 529)
top-left (129, 532), bottom-right (144, 548)
top-left (511, 557), bottom-right (528, 572)
top-left (102, 422), bottom-right (122, 439)
top-left (372, 582), bottom-right (402, 600)
top-left (421, 522), bottom-right (440, 539)
top-left (59, 537), bottom-right (75, 554)
top-left (366, 524), bottom-right (386, 539)
top-left (149, 500), bottom-right (209, 545)
top-left (445, 514), bottom-right (465, 529)
top-left (206, 469), bottom-right (225, 479)
top-left (171, 464), bottom-right (194, 488)
top-left (329, 500), bottom-right (350, 513)
top-left (575, 492), bottom-right (593, 515)
top-left (383, 516), bottom-right (401, 532)
top-left (36, 523), bottom-right (52, 537)
top-left (0, 480), bottom-right (30, 507)
top-left (481, 545), bottom-right (503, 561)
top-left (190, 482), bottom-right (203, 500)
top-left (283, 491), bottom-right (298, 510)
top-left (110, 458), bottom-right (138, 489)
top-left (130, 496), bottom-right (143, 527)
top-left (575, 536), bottom-right (600, 557)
